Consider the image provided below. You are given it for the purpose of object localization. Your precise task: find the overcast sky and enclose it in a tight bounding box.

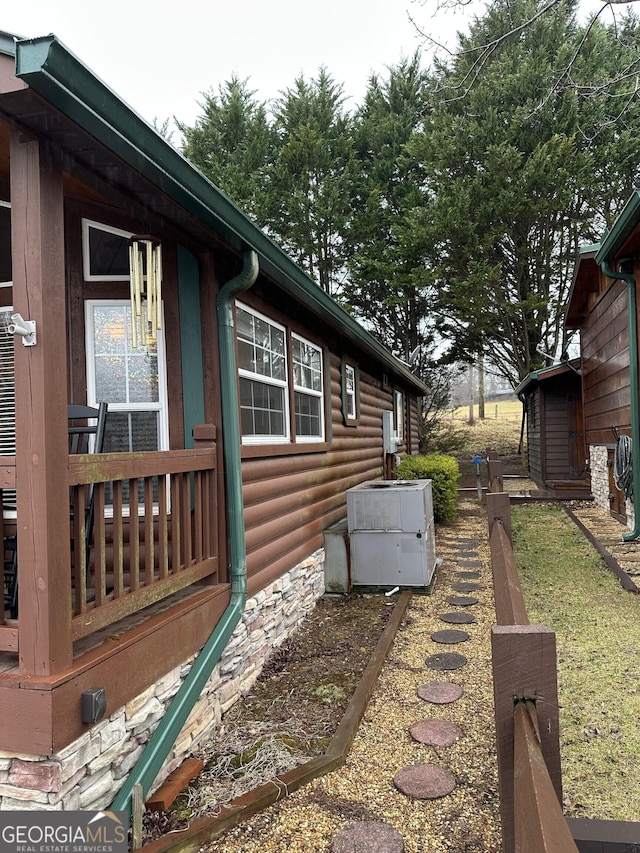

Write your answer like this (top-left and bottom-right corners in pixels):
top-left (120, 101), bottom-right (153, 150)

top-left (2, 0), bottom-right (628, 138)
top-left (2, 0), bottom-right (451, 131)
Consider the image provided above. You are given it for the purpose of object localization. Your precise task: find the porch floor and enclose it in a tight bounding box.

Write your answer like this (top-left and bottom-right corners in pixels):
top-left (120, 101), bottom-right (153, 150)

top-left (0, 581), bottom-right (229, 676)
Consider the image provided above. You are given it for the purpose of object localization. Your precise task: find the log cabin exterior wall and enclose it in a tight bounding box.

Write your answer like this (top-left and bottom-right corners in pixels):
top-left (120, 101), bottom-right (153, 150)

top-left (580, 278), bottom-right (631, 447)
top-left (566, 229), bottom-right (640, 520)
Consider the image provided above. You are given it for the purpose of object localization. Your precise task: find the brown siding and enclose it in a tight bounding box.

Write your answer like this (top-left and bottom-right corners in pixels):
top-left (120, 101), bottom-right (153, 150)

top-left (581, 278), bottom-right (631, 446)
top-left (544, 395), bottom-right (571, 479)
top-left (242, 355), bottom-right (393, 593)
top-left (526, 392), bottom-right (543, 487)
top-left (408, 395), bottom-right (421, 453)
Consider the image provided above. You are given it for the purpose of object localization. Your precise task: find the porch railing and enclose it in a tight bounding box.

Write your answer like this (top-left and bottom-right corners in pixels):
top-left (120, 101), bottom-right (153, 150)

top-left (1, 442), bottom-right (219, 649)
top-left (69, 446), bottom-right (219, 640)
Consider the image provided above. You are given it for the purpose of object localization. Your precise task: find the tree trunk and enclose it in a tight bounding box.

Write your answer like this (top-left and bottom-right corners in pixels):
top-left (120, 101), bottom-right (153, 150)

top-left (468, 364), bottom-right (475, 425)
top-left (478, 354), bottom-right (485, 419)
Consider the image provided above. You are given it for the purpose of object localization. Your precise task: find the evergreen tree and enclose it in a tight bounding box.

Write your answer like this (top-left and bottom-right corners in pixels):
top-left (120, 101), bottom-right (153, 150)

top-left (410, 0), bottom-right (640, 385)
top-left (264, 69), bottom-right (354, 296)
top-left (345, 55), bottom-right (433, 359)
top-left (178, 76), bottom-right (275, 224)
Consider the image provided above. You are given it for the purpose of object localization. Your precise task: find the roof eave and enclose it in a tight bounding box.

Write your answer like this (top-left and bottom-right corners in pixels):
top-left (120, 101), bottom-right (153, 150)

top-left (14, 34), bottom-right (428, 396)
top-left (595, 191), bottom-right (640, 266)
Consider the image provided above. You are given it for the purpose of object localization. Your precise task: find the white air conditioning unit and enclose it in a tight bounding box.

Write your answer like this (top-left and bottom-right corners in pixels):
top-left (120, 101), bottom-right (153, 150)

top-left (346, 479), bottom-right (437, 589)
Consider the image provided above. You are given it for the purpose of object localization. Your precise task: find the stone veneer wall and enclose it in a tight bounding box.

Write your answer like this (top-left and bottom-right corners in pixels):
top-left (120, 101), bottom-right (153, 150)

top-left (0, 549), bottom-right (326, 811)
top-left (589, 445), bottom-right (635, 528)
top-left (589, 445), bottom-right (610, 511)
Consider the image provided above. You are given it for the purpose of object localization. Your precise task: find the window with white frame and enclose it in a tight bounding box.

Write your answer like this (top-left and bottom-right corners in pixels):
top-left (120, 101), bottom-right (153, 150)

top-left (237, 303), bottom-right (289, 443)
top-left (393, 389), bottom-right (404, 443)
top-left (236, 302), bottom-right (325, 445)
top-left (85, 300), bottom-right (169, 459)
top-left (82, 219), bottom-right (132, 281)
top-left (344, 363), bottom-right (357, 421)
top-left (292, 334), bottom-right (324, 441)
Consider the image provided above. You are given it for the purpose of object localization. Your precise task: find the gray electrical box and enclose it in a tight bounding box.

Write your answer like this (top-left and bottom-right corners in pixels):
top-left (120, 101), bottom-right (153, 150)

top-left (346, 479), bottom-right (437, 589)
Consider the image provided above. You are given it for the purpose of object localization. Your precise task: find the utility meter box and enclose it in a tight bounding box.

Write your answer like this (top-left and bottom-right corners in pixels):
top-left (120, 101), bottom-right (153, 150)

top-left (346, 479), bottom-right (436, 589)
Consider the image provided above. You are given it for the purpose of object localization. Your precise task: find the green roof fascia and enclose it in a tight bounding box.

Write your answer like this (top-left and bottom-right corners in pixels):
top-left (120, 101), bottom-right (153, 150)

top-left (14, 34), bottom-right (427, 396)
top-left (595, 190), bottom-right (640, 266)
top-left (0, 32), bottom-right (16, 57)
top-left (514, 360), bottom-right (578, 397)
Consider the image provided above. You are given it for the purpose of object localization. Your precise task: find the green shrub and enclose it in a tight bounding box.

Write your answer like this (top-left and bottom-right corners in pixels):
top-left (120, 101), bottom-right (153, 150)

top-left (396, 453), bottom-right (460, 523)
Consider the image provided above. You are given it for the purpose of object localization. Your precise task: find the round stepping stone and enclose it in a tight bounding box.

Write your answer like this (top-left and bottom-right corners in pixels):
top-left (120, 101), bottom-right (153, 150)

top-left (445, 595), bottom-right (479, 607)
top-left (455, 570), bottom-right (481, 579)
top-left (332, 821), bottom-right (404, 853)
top-left (440, 611), bottom-right (476, 624)
top-left (431, 629), bottom-right (470, 644)
top-left (417, 681), bottom-right (464, 704)
top-left (393, 764), bottom-right (456, 799)
top-left (451, 581), bottom-right (482, 593)
top-left (409, 718), bottom-right (462, 746)
top-left (426, 651), bottom-right (467, 670)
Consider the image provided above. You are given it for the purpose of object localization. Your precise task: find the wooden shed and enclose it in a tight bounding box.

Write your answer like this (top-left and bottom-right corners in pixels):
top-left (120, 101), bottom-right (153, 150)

top-left (515, 360), bottom-right (590, 498)
top-left (0, 31), bottom-right (426, 812)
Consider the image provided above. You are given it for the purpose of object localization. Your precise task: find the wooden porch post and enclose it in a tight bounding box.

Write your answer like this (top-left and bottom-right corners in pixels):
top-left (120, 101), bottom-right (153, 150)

top-left (10, 128), bottom-right (72, 675)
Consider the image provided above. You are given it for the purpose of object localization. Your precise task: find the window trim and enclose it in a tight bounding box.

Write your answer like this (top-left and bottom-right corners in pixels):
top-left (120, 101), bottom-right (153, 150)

top-left (291, 332), bottom-right (325, 443)
top-left (236, 301), bottom-right (328, 449)
top-left (84, 298), bottom-right (170, 453)
top-left (82, 218), bottom-right (133, 282)
top-left (237, 302), bottom-right (290, 445)
top-left (0, 201), bottom-right (11, 287)
top-left (393, 389), bottom-right (404, 444)
top-left (342, 360), bottom-right (359, 426)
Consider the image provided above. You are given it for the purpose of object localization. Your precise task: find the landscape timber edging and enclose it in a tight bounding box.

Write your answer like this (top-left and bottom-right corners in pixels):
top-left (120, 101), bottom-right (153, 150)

top-left (141, 590), bottom-right (413, 853)
top-left (562, 505), bottom-right (640, 593)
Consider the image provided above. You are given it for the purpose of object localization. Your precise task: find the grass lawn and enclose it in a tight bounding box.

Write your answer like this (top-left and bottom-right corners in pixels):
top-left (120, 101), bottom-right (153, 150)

top-left (512, 504), bottom-right (640, 821)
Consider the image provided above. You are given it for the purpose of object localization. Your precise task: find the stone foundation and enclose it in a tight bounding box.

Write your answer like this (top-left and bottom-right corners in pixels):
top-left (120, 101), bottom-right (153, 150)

top-left (0, 549), bottom-right (326, 811)
top-left (589, 445), bottom-right (609, 511)
top-left (589, 444), bottom-right (635, 528)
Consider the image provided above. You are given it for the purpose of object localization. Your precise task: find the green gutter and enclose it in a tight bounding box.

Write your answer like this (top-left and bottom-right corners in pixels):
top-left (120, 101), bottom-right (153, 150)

top-left (597, 259), bottom-right (640, 542)
top-left (596, 192), bottom-right (640, 263)
top-left (12, 34), bottom-right (426, 396)
top-left (111, 251), bottom-right (259, 817)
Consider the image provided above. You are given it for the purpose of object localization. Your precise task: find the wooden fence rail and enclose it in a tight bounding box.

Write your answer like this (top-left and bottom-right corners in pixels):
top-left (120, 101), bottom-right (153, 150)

top-left (486, 483), bottom-right (579, 853)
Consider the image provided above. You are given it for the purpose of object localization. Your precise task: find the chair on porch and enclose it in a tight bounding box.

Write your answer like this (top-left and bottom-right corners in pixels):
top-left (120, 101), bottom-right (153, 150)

top-left (68, 402), bottom-right (108, 573)
top-left (3, 526), bottom-right (17, 620)
top-left (3, 403), bottom-right (109, 619)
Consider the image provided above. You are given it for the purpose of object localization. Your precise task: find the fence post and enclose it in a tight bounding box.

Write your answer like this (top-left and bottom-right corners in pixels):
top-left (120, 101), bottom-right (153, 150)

top-left (488, 458), bottom-right (504, 493)
top-left (486, 490), bottom-right (512, 544)
top-left (492, 625), bottom-right (562, 853)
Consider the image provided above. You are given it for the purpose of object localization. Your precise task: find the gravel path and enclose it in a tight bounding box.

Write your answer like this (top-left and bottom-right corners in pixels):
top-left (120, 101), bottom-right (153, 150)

top-left (200, 497), bottom-right (501, 853)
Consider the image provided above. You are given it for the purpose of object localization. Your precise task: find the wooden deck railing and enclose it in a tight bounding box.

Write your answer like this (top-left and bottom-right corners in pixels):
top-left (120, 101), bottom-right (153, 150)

top-left (1, 442), bottom-right (219, 647)
top-left (69, 446), bottom-right (219, 639)
top-left (486, 481), bottom-right (579, 853)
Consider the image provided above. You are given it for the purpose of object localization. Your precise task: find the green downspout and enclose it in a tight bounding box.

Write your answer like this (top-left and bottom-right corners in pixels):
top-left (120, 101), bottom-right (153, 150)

top-left (599, 260), bottom-right (640, 542)
top-left (112, 249), bottom-right (259, 816)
